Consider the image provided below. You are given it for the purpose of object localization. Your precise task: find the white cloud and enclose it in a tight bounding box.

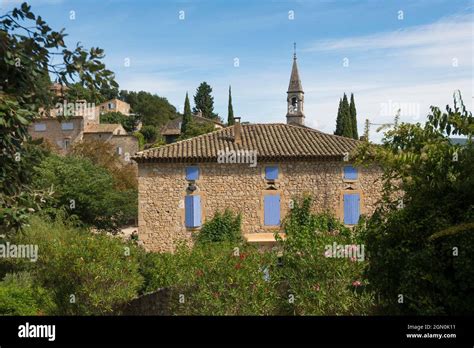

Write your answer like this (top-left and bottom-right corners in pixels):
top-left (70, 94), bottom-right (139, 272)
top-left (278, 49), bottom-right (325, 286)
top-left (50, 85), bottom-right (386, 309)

top-left (307, 14), bottom-right (472, 52)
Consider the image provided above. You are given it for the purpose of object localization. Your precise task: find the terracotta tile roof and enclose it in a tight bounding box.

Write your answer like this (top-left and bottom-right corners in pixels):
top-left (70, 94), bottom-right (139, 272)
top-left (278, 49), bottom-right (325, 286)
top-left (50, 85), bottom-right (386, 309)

top-left (133, 123), bottom-right (361, 163)
top-left (161, 114), bottom-right (223, 136)
top-left (84, 123), bottom-right (122, 133)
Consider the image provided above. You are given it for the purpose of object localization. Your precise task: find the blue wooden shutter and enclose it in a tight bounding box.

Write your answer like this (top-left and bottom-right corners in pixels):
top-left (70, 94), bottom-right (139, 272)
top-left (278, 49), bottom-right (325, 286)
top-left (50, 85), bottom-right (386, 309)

top-left (186, 166), bottom-right (199, 180)
top-left (344, 165), bottom-right (358, 180)
top-left (264, 194), bottom-right (280, 226)
top-left (185, 195), bottom-right (201, 228)
top-left (344, 193), bottom-right (360, 225)
top-left (265, 166), bottom-right (279, 180)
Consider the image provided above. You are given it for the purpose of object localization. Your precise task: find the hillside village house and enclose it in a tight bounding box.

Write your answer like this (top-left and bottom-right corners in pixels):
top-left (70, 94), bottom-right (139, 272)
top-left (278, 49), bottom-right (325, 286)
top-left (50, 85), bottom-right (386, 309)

top-left (29, 85), bottom-right (138, 162)
top-left (96, 98), bottom-right (131, 116)
top-left (161, 112), bottom-right (224, 144)
top-left (133, 54), bottom-right (384, 253)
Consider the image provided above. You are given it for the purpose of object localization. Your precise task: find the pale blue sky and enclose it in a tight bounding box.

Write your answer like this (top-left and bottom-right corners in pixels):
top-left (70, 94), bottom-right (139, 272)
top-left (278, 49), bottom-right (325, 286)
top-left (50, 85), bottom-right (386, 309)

top-left (2, 0), bottom-right (472, 140)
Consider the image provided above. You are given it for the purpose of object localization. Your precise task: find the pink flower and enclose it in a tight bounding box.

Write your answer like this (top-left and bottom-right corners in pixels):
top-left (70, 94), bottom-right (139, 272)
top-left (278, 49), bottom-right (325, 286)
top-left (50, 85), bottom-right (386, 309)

top-left (352, 280), bottom-right (362, 287)
top-left (324, 250), bottom-right (332, 258)
top-left (313, 283), bottom-right (320, 292)
top-left (350, 256), bottom-right (357, 262)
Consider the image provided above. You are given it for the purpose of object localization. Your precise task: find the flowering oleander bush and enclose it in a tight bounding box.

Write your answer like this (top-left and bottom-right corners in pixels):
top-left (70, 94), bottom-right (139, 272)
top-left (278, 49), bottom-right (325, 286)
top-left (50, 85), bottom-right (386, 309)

top-left (14, 215), bottom-right (143, 315)
top-left (140, 242), bottom-right (282, 315)
top-left (139, 196), bottom-right (374, 315)
top-left (277, 196), bottom-right (374, 315)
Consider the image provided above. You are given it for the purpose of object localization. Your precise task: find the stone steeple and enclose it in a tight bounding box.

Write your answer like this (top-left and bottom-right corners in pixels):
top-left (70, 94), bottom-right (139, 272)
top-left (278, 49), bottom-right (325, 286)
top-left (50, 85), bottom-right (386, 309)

top-left (286, 44), bottom-right (305, 126)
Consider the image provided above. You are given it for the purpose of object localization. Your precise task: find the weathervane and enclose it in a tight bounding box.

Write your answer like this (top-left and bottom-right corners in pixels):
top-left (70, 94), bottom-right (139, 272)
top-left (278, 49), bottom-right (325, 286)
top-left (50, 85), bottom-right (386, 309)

top-left (293, 42), bottom-right (296, 59)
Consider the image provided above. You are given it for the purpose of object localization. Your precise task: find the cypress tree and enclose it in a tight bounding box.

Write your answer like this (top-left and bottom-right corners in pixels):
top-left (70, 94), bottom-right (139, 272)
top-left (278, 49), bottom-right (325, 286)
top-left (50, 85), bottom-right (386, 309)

top-left (227, 85), bottom-right (235, 126)
top-left (334, 98), bottom-right (343, 135)
top-left (341, 93), bottom-right (353, 138)
top-left (181, 92), bottom-right (192, 134)
top-left (350, 93), bottom-right (358, 139)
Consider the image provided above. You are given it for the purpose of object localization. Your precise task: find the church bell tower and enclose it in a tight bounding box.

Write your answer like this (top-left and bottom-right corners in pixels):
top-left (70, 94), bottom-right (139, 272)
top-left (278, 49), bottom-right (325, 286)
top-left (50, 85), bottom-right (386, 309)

top-left (286, 43), bottom-right (305, 126)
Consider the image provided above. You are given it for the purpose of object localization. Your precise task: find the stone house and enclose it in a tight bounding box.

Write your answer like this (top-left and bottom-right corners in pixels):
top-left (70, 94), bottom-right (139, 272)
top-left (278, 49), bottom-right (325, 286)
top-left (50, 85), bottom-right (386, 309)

top-left (29, 84), bottom-right (137, 161)
top-left (96, 98), bottom-right (131, 117)
top-left (133, 54), bottom-right (384, 252)
top-left (29, 114), bottom-right (138, 163)
top-left (161, 113), bottom-right (224, 144)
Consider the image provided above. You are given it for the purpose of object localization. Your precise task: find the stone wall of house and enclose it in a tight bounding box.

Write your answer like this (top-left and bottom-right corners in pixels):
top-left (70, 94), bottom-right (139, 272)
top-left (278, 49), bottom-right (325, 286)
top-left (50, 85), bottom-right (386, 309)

top-left (96, 99), bottom-right (130, 117)
top-left (28, 117), bottom-right (84, 154)
top-left (138, 161), bottom-right (384, 253)
top-left (107, 135), bottom-right (139, 164)
top-left (82, 132), bottom-right (114, 142)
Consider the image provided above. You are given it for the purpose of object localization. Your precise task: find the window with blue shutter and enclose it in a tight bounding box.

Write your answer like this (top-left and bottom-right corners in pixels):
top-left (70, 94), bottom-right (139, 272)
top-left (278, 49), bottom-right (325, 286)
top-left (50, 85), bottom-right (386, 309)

top-left (185, 166), bottom-right (199, 181)
top-left (265, 166), bottom-right (279, 181)
top-left (264, 194), bottom-right (280, 226)
top-left (343, 165), bottom-right (358, 180)
top-left (185, 195), bottom-right (201, 228)
top-left (343, 193), bottom-right (360, 225)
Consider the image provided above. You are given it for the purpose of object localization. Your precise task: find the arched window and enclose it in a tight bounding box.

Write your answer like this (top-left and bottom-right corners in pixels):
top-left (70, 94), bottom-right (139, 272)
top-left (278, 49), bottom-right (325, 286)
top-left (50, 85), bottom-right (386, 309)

top-left (291, 97), bottom-right (298, 111)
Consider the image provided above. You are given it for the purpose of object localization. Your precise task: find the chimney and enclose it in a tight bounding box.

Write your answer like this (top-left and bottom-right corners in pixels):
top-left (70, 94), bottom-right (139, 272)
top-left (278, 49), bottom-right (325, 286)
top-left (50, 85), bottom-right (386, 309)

top-left (233, 117), bottom-right (242, 144)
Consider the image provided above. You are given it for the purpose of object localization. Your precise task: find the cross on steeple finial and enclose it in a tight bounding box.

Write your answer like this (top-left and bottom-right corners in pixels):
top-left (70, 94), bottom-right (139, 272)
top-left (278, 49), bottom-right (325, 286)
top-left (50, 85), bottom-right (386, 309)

top-left (293, 42), bottom-right (296, 59)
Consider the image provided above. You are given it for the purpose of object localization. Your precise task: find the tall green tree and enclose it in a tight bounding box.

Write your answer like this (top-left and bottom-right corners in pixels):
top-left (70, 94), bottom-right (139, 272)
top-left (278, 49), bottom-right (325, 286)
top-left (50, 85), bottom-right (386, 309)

top-left (193, 82), bottom-right (219, 120)
top-left (350, 93), bottom-right (358, 139)
top-left (227, 86), bottom-right (235, 126)
top-left (341, 94), bottom-right (353, 138)
top-left (334, 98), bottom-right (343, 135)
top-left (181, 92), bottom-right (192, 134)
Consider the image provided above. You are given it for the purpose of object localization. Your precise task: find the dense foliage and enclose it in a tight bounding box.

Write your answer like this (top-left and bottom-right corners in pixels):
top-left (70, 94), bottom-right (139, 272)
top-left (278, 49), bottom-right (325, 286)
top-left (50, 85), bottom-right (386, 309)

top-left (278, 196), bottom-right (373, 315)
top-left (12, 216), bottom-right (143, 315)
top-left (0, 272), bottom-right (55, 315)
top-left (179, 121), bottom-right (215, 141)
top-left (66, 82), bottom-right (119, 104)
top-left (100, 111), bottom-right (140, 133)
top-left (355, 91), bottom-right (474, 315)
top-left (0, 2), bottom-right (116, 235)
top-left (139, 125), bottom-right (159, 144)
top-left (33, 154), bottom-right (137, 231)
top-left (195, 209), bottom-right (242, 244)
top-left (119, 90), bottom-right (178, 127)
top-left (69, 139), bottom-right (137, 191)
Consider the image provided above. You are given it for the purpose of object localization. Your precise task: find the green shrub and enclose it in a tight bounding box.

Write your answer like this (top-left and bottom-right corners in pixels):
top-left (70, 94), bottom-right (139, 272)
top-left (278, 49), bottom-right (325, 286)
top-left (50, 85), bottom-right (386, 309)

top-left (179, 121), bottom-right (215, 140)
top-left (16, 216), bottom-right (143, 315)
top-left (133, 131), bottom-right (145, 150)
top-left (140, 242), bottom-right (281, 315)
top-left (196, 209), bottom-right (242, 244)
top-left (0, 272), bottom-right (55, 315)
top-left (278, 196), bottom-right (374, 315)
top-left (100, 111), bottom-right (140, 133)
top-left (33, 154), bottom-right (137, 232)
top-left (140, 125), bottom-right (158, 143)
